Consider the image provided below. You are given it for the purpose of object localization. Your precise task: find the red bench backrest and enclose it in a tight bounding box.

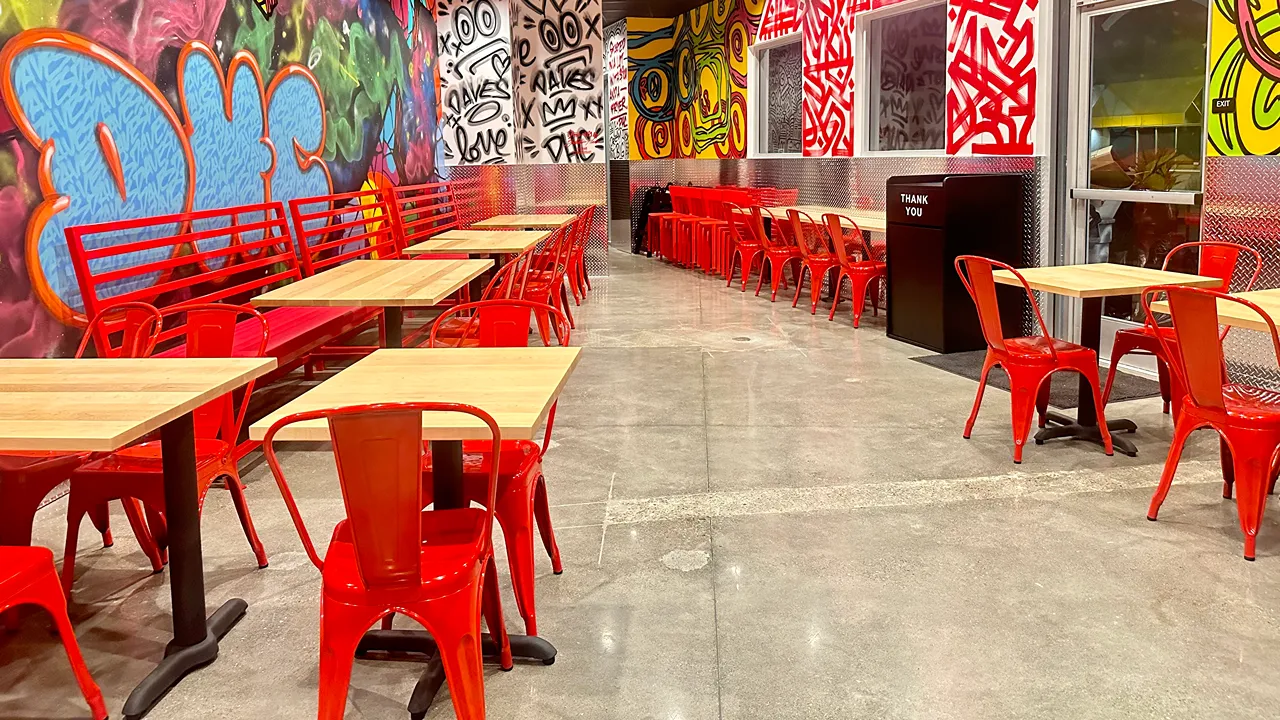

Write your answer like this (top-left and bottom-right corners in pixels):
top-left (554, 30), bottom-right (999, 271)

top-left (389, 182), bottom-right (461, 248)
top-left (288, 188), bottom-right (403, 275)
top-left (66, 201), bottom-right (302, 345)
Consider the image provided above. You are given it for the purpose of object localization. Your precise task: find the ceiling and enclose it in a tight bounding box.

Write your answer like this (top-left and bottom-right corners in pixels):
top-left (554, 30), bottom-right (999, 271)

top-left (602, 0), bottom-right (706, 26)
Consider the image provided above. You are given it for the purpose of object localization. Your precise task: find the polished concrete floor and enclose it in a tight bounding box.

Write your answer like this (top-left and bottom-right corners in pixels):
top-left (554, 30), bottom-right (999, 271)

top-left (4, 251), bottom-right (1280, 719)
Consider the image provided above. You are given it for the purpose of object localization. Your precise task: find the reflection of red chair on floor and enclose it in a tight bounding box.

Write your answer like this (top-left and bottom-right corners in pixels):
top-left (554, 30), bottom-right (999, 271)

top-left (1103, 242), bottom-right (1262, 414)
top-left (1142, 285), bottom-right (1280, 560)
top-left (755, 207), bottom-right (802, 302)
top-left (263, 402), bottom-right (513, 720)
top-left (0, 302), bottom-right (163, 550)
top-left (955, 256), bottom-right (1114, 464)
top-left (824, 213), bottom-right (887, 328)
top-left (0, 546), bottom-right (108, 720)
top-left (422, 300), bottom-right (568, 635)
top-left (787, 210), bottom-right (840, 315)
top-left (62, 304), bottom-right (271, 595)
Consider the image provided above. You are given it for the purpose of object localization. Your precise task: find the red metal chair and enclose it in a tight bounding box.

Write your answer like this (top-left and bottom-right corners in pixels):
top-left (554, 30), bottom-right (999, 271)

top-left (955, 256), bottom-right (1114, 463)
top-left (263, 402), bottom-right (513, 720)
top-left (787, 210), bottom-right (840, 315)
top-left (567, 205), bottom-right (596, 304)
top-left (755, 207), bottom-right (802, 302)
top-left (723, 200), bottom-right (765, 292)
top-left (1142, 285), bottom-right (1280, 560)
top-left (422, 299), bottom-right (568, 635)
top-left (522, 217), bottom-right (579, 343)
top-left (1103, 242), bottom-right (1262, 414)
top-left (61, 304), bottom-right (271, 594)
top-left (0, 546), bottom-right (108, 719)
top-left (0, 302), bottom-right (163, 551)
top-left (824, 213), bottom-right (887, 327)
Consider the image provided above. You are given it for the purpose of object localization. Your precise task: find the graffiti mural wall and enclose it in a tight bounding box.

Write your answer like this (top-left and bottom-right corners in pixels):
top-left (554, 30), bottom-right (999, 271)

top-left (0, 0), bottom-right (444, 358)
top-left (605, 20), bottom-right (629, 160)
top-left (1207, 0), bottom-right (1280, 156)
top-left (945, 0), bottom-right (1037, 155)
top-left (511, 0), bottom-right (605, 163)
top-left (627, 17), bottom-right (676, 159)
top-left (438, 0), bottom-right (516, 164)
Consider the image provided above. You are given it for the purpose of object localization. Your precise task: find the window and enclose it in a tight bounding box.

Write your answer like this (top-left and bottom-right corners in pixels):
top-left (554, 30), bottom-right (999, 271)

top-left (865, 2), bottom-right (946, 152)
top-left (755, 40), bottom-right (803, 155)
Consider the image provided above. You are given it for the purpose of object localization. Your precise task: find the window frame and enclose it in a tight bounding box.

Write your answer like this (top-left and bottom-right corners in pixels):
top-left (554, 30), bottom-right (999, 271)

top-left (748, 33), bottom-right (805, 159)
top-left (854, 0), bottom-right (949, 157)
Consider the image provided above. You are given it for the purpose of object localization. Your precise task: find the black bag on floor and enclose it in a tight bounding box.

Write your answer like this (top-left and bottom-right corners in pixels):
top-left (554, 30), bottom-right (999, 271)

top-left (632, 185), bottom-right (672, 255)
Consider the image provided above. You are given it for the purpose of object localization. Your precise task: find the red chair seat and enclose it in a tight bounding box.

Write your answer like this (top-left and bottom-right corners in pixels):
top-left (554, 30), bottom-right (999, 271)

top-left (1, 545), bottom-right (58, 591)
top-left (156, 306), bottom-right (379, 362)
top-left (1222, 384), bottom-right (1280, 423)
top-left (1004, 336), bottom-right (1096, 362)
top-left (322, 509), bottom-right (488, 604)
top-left (422, 440), bottom-right (540, 477)
top-left (75, 438), bottom-right (232, 474)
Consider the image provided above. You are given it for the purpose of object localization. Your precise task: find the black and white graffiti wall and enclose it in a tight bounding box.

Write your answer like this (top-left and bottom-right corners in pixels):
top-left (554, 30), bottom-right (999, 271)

top-left (604, 19), bottom-right (628, 161)
top-left (512, 0), bottom-right (605, 163)
top-left (438, 0), bottom-right (516, 164)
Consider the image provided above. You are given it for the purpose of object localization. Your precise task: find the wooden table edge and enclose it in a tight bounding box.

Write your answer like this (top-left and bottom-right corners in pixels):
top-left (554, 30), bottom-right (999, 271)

top-left (249, 259), bottom-right (493, 307)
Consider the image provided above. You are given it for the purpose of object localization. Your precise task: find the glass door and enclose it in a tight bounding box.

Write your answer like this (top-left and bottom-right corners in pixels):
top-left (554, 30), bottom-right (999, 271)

top-left (1065, 0), bottom-right (1208, 367)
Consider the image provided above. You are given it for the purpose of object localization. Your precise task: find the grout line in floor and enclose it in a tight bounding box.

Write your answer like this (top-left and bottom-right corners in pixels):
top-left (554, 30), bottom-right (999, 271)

top-left (597, 471), bottom-right (616, 567)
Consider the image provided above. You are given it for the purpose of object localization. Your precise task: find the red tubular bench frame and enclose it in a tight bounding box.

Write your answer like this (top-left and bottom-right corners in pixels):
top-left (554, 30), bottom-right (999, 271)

top-left (287, 187), bottom-right (404, 275)
top-left (388, 181), bottom-right (462, 247)
top-left (66, 200), bottom-right (381, 459)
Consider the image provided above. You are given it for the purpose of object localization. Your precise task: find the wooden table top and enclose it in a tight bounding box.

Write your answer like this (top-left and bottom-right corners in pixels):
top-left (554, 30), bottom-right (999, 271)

top-left (472, 214), bottom-right (577, 229)
top-left (402, 229), bottom-right (549, 256)
top-left (1148, 288), bottom-right (1280, 332)
top-left (731, 205), bottom-right (887, 232)
top-left (250, 259), bottom-right (492, 308)
top-left (249, 347), bottom-right (582, 442)
top-left (0, 358), bottom-right (277, 452)
top-left (992, 263), bottom-right (1221, 298)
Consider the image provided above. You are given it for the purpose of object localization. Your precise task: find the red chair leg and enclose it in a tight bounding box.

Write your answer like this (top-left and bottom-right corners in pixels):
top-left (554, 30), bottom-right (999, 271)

top-left (829, 271), bottom-right (848, 321)
top-left (964, 351), bottom-right (998, 439)
top-left (86, 503), bottom-right (113, 548)
top-left (495, 504), bottom-right (537, 635)
top-left (1035, 380), bottom-right (1051, 428)
top-left (1221, 436), bottom-right (1235, 499)
top-left (426, 589), bottom-right (488, 720)
top-left (16, 566), bottom-right (109, 720)
top-left (224, 472), bottom-right (269, 569)
top-left (1101, 332), bottom-right (1145, 406)
top-left (791, 266), bottom-right (809, 308)
top-left (1147, 417), bottom-right (1198, 520)
top-left (533, 474), bottom-right (563, 573)
top-left (848, 272), bottom-right (875, 328)
top-left (1156, 359), bottom-right (1172, 414)
top-left (121, 498), bottom-right (165, 573)
top-left (1005, 365), bottom-right (1052, 464)
top-left (755, 258), bottom-right (770, 297)
top-left (317, 598), bottom-right (379, 720)
top-left (480, 557), bottom-right (513, 670)
top-left (1227, 439), bottom-right (1274, 560)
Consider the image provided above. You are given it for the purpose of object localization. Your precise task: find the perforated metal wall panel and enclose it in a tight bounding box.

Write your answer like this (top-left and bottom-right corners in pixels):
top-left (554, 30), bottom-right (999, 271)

top-left (446, 163), bottom-right (609, 276)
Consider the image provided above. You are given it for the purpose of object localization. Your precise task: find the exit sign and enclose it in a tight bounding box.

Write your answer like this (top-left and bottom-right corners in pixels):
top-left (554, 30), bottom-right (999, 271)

top-left (1212, 98), bottom-right (1236, 114)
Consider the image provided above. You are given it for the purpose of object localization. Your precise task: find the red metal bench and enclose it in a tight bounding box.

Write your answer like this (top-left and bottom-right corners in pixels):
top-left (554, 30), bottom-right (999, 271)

top-left (66, 201), bottom-right (382, 457)
top-left (388, 182), bottom-right (463, 248)
top-left (287, 188), bottom-right (404, 274)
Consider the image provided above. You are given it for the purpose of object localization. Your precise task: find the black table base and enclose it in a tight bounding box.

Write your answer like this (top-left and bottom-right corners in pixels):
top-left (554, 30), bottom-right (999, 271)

top-left (356, 627), bottom-right (555, 718)
top-left (1035, 410), bottom-right (1138, 457)
top-left (123, 412), bottom-right (246, 719)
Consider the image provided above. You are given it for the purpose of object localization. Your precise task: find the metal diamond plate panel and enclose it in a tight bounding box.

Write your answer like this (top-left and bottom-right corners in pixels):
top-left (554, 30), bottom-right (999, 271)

top-left (446, 164), bottom-right (609, 276)
top-left (1204, 156), bottom-right (1280, 386)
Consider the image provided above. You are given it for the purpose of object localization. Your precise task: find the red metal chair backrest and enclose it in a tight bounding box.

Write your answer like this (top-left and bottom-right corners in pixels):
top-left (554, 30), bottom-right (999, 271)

top-left (702, 189), bottom-right (729, 221)
top-left (787, 210), bottom-right (835, 263)
top-left (1162, 241), bottom-right (1263, 293)
top-left (822, 213), bottom-right (878, 266)
top-left (481, 244), bottom-right (538, 300)
top-left (1143, 285), bottom-right (1280, 412)
top-left (76, 301), bottom-right (163, 359)
top-left (156, 303), bottom-right (269, 443)
top-left (723, 202), bottom-right (757, 247)
top-left (429, 299), bottom-right (570, 349)
top-left (669, 186), bottom-right (692, 214)
top-left (571, 205), bottom-right (596, 258)
top-left (954, 255), bottom-right (1056, 361)
top-left (262, 402), bottom-right (502, 589)
top-left (288, 188), bottom-right (403, 275)
top-left (388, 182), bottom-right (461, 247)
top-left (756, 207), bottom-right (794, 251)
top-left (66, 202), bottom-right (301, 332)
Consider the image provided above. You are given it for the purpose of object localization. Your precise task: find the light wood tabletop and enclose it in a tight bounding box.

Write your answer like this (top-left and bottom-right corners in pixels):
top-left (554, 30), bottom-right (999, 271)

top-left (403, 229), bottom-right (550, 256)
top-left (992, 263), bottom-right (1221, 298)
top-left (250, 259), bottom-right (492, 308)
top-left (1148, 288), bottom-right (1280, 332)
top-left (0, 357), bottom-right (277, 452)
top-left (249, 347), bottom-right (582, 442)
top-left (731, 205), bottom-right (887, 232)
top-left (471, 214), bottom-right (577, 229)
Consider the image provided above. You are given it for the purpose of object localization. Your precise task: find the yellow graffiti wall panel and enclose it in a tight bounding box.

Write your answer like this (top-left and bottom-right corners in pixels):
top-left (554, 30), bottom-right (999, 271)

top-left (627, 17), bottom-right (676, 159)
top-left (1207, 0), bottom-right (1280, 156)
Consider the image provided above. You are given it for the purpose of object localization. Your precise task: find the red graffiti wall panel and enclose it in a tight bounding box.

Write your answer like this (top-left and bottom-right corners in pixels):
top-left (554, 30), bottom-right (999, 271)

top-left (801, 0), bottom-right (864, 156)
top-left (945, 0), bottom-right (1037, 155)
top-left (757, 0), bottom-right (802, 42)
